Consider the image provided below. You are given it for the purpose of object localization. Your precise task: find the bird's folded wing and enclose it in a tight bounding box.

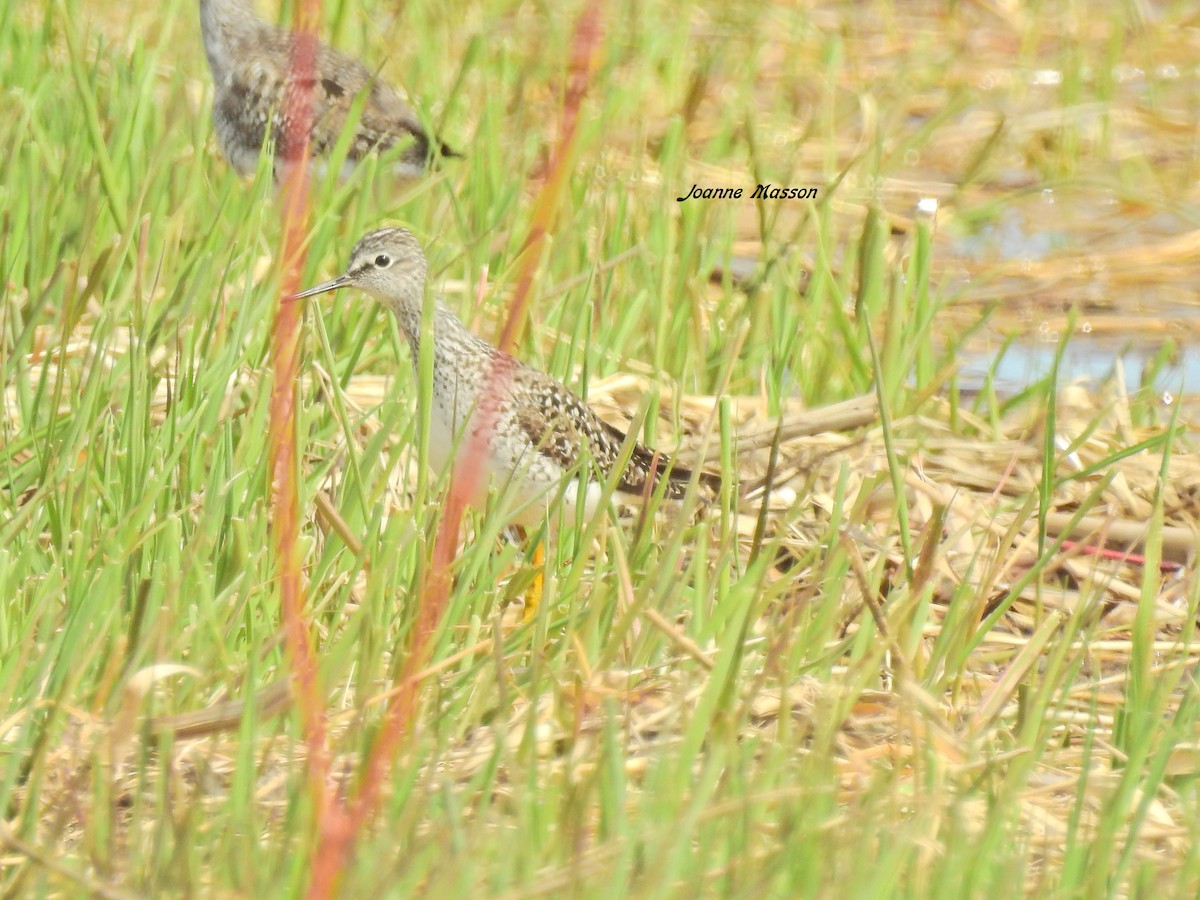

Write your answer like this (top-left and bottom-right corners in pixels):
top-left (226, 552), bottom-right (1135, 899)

top-left (515, 377), bottom-right (711, 500)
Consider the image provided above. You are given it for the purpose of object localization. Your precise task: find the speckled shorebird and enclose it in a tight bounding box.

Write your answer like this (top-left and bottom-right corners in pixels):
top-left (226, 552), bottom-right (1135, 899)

top-left (293, 227), bottom-right (720, 616)
top-left (199, 0), bottom-right (454, 179)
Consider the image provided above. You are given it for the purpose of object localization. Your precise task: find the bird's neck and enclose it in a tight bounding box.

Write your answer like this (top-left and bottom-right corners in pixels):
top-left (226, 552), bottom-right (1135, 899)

top-left (392, 298), bottom-right (493, 368)
top-left (199, 0), bottom-right (261, 77)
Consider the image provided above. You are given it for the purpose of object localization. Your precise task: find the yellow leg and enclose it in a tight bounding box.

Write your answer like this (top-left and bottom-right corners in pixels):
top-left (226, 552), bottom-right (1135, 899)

top-left (523, 539), bottom-right (544, 622)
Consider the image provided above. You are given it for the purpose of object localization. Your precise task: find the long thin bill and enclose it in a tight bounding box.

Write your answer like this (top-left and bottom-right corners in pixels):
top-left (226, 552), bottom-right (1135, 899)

top-left (290, 274), bottom-right (351, 300)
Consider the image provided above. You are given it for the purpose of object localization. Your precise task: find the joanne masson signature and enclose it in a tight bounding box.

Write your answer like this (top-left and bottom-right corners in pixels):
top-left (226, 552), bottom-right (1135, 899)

top-left (676, 183), bottom-right (819, 202)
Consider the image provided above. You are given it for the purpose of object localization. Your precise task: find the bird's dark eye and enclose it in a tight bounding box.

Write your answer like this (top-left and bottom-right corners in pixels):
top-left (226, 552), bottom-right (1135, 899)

top-left (374, 254), bottom-right (392, 268)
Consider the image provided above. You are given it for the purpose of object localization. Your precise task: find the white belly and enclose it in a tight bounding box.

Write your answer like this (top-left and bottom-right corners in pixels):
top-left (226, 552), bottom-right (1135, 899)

top-left (419, 404), bottom-right (604, 529)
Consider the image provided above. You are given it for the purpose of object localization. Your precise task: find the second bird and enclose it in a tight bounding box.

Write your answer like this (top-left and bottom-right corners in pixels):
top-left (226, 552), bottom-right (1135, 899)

top-left (199, 0), bottom-right (454, 180)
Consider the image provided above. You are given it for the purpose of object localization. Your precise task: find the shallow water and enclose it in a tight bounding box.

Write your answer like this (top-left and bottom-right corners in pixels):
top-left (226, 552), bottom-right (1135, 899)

top-left (956, 332), bottom-right (1200, 399)
top-left (943, 189), bottom-right (1200, 397)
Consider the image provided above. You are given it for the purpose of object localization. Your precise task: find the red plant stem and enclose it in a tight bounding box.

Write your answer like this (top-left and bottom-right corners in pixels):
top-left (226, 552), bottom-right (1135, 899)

top-left (307, 0), bottom-right (608, 891)
top-left (496, 0), bottom-right (603, 357)
top-left (263, 0), bottom-right (344, 895)
top-left (1059, 539), bottom-right (1182, 573)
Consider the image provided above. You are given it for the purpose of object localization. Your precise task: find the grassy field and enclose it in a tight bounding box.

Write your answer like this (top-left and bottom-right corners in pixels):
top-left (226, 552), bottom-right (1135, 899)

top-left (3, 0), bottom-right (1200, 895)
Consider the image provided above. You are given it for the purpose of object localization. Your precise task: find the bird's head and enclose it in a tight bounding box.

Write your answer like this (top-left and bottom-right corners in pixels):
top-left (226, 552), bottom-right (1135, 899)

top-left (292, 226), bottom-right (428, 311)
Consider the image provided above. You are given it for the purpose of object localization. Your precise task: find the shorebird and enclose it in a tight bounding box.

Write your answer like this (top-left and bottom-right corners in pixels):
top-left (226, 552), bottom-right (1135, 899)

top-left (199, 0), bottom-right (454, 180)
top-left (293, 227), bottom-right (721, 616)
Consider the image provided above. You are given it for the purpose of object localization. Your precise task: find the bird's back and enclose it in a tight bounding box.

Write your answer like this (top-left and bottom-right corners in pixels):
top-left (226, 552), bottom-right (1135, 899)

top-left (201, 0), bottom-right (448, 178)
